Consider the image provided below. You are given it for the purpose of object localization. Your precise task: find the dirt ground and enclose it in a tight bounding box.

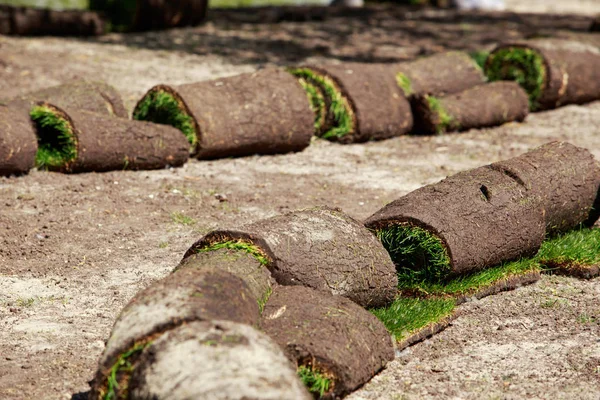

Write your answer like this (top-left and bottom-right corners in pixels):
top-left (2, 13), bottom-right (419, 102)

top-left (0, 2), bottom-right (599, 399)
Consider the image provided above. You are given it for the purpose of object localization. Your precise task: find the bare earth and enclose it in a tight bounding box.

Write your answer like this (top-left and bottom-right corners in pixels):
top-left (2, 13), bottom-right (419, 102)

top-left (0, 2), bottom-right (599, 399)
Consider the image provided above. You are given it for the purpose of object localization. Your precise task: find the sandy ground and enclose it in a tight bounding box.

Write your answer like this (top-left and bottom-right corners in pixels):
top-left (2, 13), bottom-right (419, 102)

top-left (0, 3), bottom-right (599, 399)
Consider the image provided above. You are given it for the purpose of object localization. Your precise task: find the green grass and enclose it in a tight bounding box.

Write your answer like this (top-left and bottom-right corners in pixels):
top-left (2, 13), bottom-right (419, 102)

top-left (396, 73), bottom-right (413, 97)
top-left (288, 68), bottom-right (354, 140)
top-left (133, 89), bottom-right (197, 150)
top-left (426, 95), bottom-right (455, 134)
top-left (297, 365), bottom-right (332, 398)
top-left (298, 78), bottom-right (326, 132)
top-left (257, 285), bottom-right (273, 313)
top-left (537, 227), bottom-right (600, 271)
top-left (170, 211), bottom-right (196, 226)
top-left (469, 50), bottom-right (490, 72)
top-left (377, 224), bottom-right (452, 285)
top-left (104, 342), bottom-right (150, 400)
top-left (197, 240), bottom-right (269, 266)
top-left (485, 47), bottom-right (546, 110)
top-left (30, 106), bottom-right (77, 170)
top-left (370, 297), bottom-right (456, 342)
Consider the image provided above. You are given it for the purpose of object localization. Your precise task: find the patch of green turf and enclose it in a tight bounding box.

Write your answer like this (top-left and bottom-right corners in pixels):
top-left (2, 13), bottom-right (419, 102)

top-left (370, 297), bottom-right (456, 342)
top-left (30, 106), bottom-right (77, 170)
top-left (197, 240), bottom-right (269, 266)
top-left (104, 341), bottom-right (151, 400)
top-left (469, 50), bottom-right (490, 72)
top-left (257, 285), bottom-right (273, 314)
top-left (298, 78), bottom-right (326, 132)
top-left (485, 47), bottom-right (546, 110)
top-left (537, 227), bottom-right (600, 271)
top-left (133, 89), bottom-right (197, 150)
top-left (288, 68), bottom-right (354, 140)
top-left (297, 365), bottom-right (332, 398)
top-left (426, 95), bottom-right (455, 134)
top-left (377, 224), bottom-right (452, 285)
top-left (396, 73), bottom-right (413, 97)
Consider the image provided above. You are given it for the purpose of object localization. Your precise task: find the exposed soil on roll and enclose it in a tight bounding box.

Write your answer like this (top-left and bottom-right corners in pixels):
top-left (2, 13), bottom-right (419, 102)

top-left (412, 81), bottom-right (530, 134)
top-left (0, 103), bottom-right (37, 176)
top-left (261, 285), bottom-right (394, 399)
top-left (490, 141), bottom-right (600, 234)
top-left (89, 267), bottom-right (259, 400)
top-left (183, 206), bottom-right (398, 308)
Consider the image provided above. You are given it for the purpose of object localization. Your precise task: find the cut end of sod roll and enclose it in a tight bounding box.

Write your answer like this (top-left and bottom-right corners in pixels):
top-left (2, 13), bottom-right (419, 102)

top-left (30, 105), bottom-right (78, 171)
top-left (133, 86), bottom-right (198, 153)
top-left (297, 365), bottom-right (333, 398)
top-left (376, 224), bottom-right (452, 285)
top-left (485, 46), bottom-right (547, 110)
top-left (288, 67), bottom-right (355, 140)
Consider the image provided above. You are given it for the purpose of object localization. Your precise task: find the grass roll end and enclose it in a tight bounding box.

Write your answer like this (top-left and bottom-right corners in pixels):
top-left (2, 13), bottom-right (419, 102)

top-left (30, 105), bottom-right (78, 171)
top-left (297, 365), bottom-right (333, 398)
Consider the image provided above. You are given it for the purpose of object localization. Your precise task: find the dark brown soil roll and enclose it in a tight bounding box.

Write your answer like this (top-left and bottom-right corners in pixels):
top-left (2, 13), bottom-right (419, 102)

top-left (133, 68), bottom-right (314, 159)
top-left (0, 103), bottom-right (38, 176)
top-left (261, 286), bottom-right (394, 399)
top-left (394, 51), bottom-right (486, 98)
top-left (126, 320), bottom-right (311, 400)
top-left (7, 80), bottom-right (128, 119)
top-left (176, 247), bottom-right (275, 306)
top-left (365, 166), bottom-right (546, 279)
top-left (182, 206), bottom-right (398, 308)
top-left (31, 103), bottom-right (189, 173)
top-left (304, 63), bottom-right (413, 143)
top-left (485, 39), bottom-right (600, 110)
top-left (89, 267), bottom-right (259, 400)
top-left (0, 5), bottom-right (105, 36)
top-left (412, 81), bottom-right (529, 134)
top-left (490, 141), bottom-right (600, 234)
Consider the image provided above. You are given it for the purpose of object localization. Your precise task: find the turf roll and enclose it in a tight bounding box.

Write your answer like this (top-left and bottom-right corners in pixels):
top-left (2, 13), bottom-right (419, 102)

top-left (412, 81), bottom-right (529, 134)
top-left (289, 63), bottom-right (413, 143)
top-left (261, 285), bottom-right (394, 399)
top-left (490, 141), bottom-right (600, 234)
top-left (30, 103), bottom-right (189, 173)
top-left (7, 80), bottom-right (128, 119)
top-left (89, 267), bottom-right (260, 400)
top-left (394, 51), bottom-right (486, 98)
top-left (365, 166), bottom-right (546, 282)
top-left (0, 5), bottom-right (105, 36)
top-left (133, 68), bottom-right (314, 158)
top-left (485, 39), bottom-right (600, 110)
top-left (182, 206), bottom-right (398, 308)
top-left (124, 320), bottom-right (311, 400)
top-left (0, 103), bottom-right (38, 176)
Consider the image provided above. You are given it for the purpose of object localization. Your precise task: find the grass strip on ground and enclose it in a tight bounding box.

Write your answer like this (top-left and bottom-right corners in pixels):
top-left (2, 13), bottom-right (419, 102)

top-left (537, 227), bottom-right (600, 272)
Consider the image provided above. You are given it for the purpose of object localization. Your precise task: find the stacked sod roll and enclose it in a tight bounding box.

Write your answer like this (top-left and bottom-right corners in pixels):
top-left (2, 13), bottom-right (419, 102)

top-left (411, 81), bottom-right (530, 134)
top-left (29, 103), bottom-right (189, 173)
top-left (90, 267), bottom-right (311, 400)
top-left (0, 5), bottom-right (105, 36)
top-left (181, 206), bottom-right (398, 308)
top-left (0, 103), bottom-right (38, 176)
top-left (366, 141), bottom-right (600, 283)
top-left (485, 39), bottom-right (600, 110)
top-left (133, 68), bottom-right (314, 159)
top-left (288, 63), bottom-right (413, 143)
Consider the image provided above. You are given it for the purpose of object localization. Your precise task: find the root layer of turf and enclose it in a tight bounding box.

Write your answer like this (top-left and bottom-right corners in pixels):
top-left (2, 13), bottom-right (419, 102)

top-left (30, 105), bottom-right (77, 170)
top-left (133, 90), bottom-right (197, 150)
top-left (297, 365), bottom-right (332, 398)
top-left (288, 68), bottom-right (354, 140)
top-left (485, 47), bottom-right (546, 110)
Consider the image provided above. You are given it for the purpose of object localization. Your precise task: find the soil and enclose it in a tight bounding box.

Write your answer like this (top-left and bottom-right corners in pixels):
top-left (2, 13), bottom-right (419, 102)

top-left (1, 2), bottom-right (599, 399)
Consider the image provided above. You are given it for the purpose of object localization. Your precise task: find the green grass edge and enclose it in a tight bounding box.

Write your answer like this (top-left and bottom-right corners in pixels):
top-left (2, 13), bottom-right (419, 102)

top-left (297, 365), bottom-right (332, 398)
top-left (30, 105), bottom-right (78, 170)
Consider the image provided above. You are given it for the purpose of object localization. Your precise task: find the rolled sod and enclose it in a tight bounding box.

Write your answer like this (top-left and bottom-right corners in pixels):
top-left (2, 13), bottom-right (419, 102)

top-left (289, 63), bottom-right (413, 143)
top-left (394, 51), bottom-right (486, 98)
top-left (7, 80), bottom-right (128, 119)
top-left (176, 247), bottom-right (275, 310)
top-left (125, 320), bottom-right (311, 400)
top-left (365, 166), bottom-right (546, 282)
top-left (182, 206), bottom-right (398, 308)
top-left (411, 81), bottom-right (530, 134)
top-left (0, 103), bottom-right (38, 176)
top-left (485, 39), bottom-right (600, 110)
top-left (490, 141), bottom-right (600, 234)
top-left (261, 285), bottom-right (394, 398)
top-left (89, 0), bottom-right (208, 32)
top-left (133, 68), bottom-right (314, 158)
top-left (30, 103), bottom-right (189, 173)
top-left (89, 267), bottom-right (259, 400)
top-left (0, 5), bottom-right (105, 36)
